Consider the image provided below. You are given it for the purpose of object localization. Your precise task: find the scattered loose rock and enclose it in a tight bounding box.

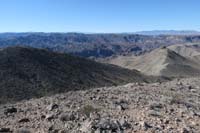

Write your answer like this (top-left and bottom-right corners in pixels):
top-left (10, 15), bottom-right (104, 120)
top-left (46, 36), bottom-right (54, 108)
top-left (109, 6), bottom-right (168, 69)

top-left (46, 113), bottom-right (55, 121)
top-left (0, 128), bottom-right (11, 132)
top-left (59, 112), bottom-right (76, 122)
top-left (4, 107), bottom-right (17, 115)
top-left (0, 78), bottom-right (200, 132)
top-left (47, 103), bottom-right (59, 111)
top-left (18, 118), bottom-right (30, 123)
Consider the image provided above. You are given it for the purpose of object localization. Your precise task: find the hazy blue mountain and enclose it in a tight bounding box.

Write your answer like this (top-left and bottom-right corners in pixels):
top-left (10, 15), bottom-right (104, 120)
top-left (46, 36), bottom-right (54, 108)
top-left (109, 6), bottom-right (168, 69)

top-left (135, 30), bottom-right (200, 35)
top-left (0, 32), bottom-right (200, 57)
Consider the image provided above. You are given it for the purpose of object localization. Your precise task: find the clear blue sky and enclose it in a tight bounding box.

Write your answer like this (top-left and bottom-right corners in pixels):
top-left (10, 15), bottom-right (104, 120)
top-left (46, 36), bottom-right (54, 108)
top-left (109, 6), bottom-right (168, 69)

top-left (0, 0), bottom-right (200, 33)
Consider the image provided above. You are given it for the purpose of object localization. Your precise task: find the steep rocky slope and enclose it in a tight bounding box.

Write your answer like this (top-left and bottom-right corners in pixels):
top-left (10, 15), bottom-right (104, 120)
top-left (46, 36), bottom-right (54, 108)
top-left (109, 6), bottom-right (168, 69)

top-left (0, 46), bottom-right (152, 104)
top-left (0, 78), bottom-right (199, 132)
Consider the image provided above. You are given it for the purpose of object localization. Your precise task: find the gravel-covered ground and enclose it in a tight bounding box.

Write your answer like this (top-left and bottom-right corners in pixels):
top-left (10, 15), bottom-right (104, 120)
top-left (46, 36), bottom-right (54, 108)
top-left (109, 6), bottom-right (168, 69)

top-left (0, 78), bottom-right (200, 133)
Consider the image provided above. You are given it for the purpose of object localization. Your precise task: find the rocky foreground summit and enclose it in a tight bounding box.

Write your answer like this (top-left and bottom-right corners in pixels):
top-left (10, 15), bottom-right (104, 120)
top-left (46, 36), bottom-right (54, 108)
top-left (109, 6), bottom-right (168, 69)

top-left (0, 77), bottom-right (200, 132)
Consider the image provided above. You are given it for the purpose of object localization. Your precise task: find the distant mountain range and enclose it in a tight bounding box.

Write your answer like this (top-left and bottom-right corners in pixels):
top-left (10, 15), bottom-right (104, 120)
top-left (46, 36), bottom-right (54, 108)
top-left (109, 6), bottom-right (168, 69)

top-left (0, 32), bottom-right (200, 58)
top-left (135, 30), bottom-right (200, 35)
top-left (1, 30), bottom-right (200, 37)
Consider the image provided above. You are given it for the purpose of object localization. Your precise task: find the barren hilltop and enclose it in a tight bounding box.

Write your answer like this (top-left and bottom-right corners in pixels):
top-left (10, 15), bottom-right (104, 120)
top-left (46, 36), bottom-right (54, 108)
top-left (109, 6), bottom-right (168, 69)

top-left (0, 77), bottom-right (200, 132)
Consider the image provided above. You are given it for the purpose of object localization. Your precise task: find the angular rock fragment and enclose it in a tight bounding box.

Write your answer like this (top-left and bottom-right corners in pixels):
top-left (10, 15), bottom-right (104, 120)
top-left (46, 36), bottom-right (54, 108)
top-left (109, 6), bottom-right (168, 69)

top-left (18, 118), bottom-right (30, 123)
top-left (0, 128), bottom-right (11, 132)
top-left (47, 103), bottom-right (59, 111)
top-left (4, 107), bottom-right (17, 115)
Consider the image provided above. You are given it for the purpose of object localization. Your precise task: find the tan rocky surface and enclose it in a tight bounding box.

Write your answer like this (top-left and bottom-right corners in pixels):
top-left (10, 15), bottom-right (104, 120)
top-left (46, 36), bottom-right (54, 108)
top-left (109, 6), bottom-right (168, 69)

top-left (101, 46), bottom-right (200, 77)
top-left (0, 78), bottom-right (200, 133)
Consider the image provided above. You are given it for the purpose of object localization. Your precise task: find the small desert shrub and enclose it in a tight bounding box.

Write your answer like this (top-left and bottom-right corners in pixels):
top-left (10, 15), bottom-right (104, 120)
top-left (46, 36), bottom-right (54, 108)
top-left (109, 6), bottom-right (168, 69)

top-left (160, 90), bottom-right (185, 105)
top-left (79, 105), bottom-right (100, 117)
top-left (170, 94), bottom-right (184, 105)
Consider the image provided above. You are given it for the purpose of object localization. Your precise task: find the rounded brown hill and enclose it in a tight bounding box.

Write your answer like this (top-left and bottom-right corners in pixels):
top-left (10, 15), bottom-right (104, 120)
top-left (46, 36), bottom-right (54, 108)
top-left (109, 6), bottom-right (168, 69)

top-left (0, 46), bottom-right (151, 104)
top-left (104, 46), bottom-right (200, 77)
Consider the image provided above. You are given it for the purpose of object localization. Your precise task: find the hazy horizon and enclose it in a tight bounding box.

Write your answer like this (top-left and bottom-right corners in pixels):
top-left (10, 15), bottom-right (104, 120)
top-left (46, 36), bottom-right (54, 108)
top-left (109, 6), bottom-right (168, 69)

top-left (0, 30), bottom-right (200, 34)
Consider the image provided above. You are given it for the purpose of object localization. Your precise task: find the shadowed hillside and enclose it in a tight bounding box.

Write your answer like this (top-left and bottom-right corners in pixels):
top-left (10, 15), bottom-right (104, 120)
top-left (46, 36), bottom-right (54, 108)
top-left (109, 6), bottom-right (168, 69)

top-left (0, 46), bottom-right (154, 104)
